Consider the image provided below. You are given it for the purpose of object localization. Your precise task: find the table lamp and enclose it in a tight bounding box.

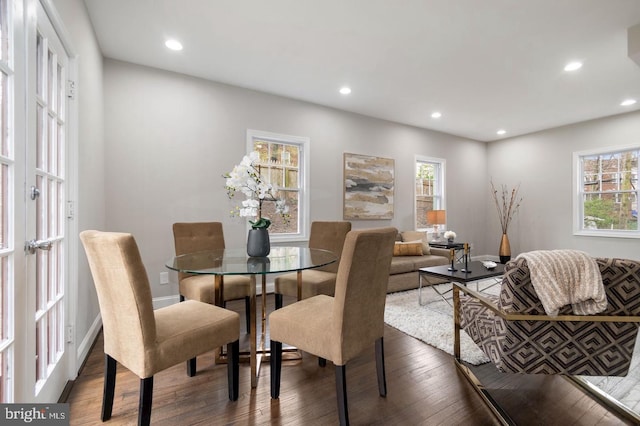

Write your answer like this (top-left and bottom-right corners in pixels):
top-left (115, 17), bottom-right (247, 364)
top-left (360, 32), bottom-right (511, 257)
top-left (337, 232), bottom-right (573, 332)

top-left (427, 209), bottom-right (446, 241)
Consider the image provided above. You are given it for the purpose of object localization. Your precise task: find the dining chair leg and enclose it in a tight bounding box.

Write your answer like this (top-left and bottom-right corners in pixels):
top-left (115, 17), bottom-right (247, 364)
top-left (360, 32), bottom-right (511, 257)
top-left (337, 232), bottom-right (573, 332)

top-left (187, 357), bottom-right (196, 377)
top-left (102, 354), bottom-right (116, 421)
top-left (375, 337), bottom-right (387, 397)
top-left (275, 293), bottom-right (283, 310)
top-left (335, 365), bottom-right (349, 426)
top-left (270, 340), bottom-right (283, 398)
top-left (138, 376), bottom-right (154, 426)
top-left (227, 340), bottom-right (240, 400)
top-left (244, 296), bottom-right (251, 334)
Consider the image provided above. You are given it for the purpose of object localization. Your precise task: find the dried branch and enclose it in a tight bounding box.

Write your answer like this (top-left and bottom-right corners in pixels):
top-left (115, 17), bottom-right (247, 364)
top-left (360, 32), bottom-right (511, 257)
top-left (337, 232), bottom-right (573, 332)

top-left (490, 179), bottom-right (523, 234)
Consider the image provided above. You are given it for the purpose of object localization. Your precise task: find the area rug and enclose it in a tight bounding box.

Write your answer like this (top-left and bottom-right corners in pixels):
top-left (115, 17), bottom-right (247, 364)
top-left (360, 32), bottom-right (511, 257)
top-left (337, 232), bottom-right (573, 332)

top-left (384, 283), bottom-right (491, 365)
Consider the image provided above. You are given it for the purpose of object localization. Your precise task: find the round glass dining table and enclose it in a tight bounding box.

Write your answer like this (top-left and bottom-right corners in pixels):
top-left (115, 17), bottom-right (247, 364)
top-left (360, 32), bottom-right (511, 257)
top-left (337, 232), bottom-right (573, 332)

top-left (165, 247), bottom-right (337, 387)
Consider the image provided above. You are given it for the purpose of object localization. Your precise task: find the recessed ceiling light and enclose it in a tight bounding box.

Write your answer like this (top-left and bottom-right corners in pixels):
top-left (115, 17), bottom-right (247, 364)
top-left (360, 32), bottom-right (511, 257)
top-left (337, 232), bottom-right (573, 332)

top-left (431, 112), bottom-right (442, 119)
top-left (165, 39), bottom-right (183, 51)
top-left (497, 129), bottom-right (507, 135)
top-left (339, 87), bottom-right (351, 95)
top-left (620, 99), bottom-right (637, 106)
top-left (564, 61), bottom-right (583, 72)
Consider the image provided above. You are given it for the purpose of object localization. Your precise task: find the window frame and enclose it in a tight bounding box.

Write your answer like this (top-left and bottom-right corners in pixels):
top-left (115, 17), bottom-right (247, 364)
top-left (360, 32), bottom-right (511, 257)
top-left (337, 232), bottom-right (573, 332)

top-left (246, 129), bottom-right (310, 243)
top-left (573, 145), bottom-right (639, 238)
top-left (414, 155), bottom-right (446, 231)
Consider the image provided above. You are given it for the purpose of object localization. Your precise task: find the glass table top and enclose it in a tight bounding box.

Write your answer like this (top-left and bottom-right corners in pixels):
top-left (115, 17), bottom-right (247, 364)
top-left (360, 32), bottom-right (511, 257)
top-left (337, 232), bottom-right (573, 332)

top-left (165, 246), bottom-right (337, 276)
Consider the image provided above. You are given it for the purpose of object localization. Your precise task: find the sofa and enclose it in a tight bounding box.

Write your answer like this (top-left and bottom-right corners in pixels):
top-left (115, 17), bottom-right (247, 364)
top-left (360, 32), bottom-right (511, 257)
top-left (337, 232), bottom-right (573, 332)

top-left (387, 231), bottom-right (450, 293)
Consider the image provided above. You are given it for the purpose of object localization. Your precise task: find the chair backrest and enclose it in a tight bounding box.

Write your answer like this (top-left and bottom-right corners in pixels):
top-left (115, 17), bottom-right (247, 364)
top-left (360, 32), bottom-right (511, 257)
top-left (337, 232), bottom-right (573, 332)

top-left (173, 222), bottom-right (226, 282)
top-left (308, 221), bottom-right (352, 273)
top-left (330, 227), bottom-right (397, 365)
top-left (79, 230), bottom-right (156, 374)
top-left (496, 256), bottom-right (640, 375)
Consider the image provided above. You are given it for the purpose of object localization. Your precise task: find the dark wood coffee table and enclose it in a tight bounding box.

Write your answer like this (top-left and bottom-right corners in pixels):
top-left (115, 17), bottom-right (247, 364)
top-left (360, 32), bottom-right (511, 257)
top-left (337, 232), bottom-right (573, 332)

top-left (418, 261), bottom-right (505, 306)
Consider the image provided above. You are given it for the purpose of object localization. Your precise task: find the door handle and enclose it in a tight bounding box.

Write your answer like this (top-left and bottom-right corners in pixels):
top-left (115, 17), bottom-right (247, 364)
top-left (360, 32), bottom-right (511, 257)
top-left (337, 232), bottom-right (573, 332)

top-left (26, 239), bottom-right (52, 254)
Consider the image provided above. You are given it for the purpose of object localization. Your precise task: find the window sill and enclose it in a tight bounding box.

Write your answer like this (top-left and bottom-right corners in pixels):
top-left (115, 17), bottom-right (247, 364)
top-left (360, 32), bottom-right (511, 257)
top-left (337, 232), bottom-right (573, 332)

top-left (574, 229), bottom-right (640, 239)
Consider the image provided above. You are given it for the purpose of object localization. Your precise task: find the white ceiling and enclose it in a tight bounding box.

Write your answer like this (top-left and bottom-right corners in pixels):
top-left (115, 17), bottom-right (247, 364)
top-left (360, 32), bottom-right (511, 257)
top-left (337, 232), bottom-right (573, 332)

top-left (83, 0), bottom-right (640, 142)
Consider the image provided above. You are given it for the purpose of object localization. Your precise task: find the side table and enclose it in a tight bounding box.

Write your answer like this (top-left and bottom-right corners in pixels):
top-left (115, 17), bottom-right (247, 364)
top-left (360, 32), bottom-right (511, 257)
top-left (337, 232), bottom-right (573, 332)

top-left (429, 241), bottom-right (468, 263)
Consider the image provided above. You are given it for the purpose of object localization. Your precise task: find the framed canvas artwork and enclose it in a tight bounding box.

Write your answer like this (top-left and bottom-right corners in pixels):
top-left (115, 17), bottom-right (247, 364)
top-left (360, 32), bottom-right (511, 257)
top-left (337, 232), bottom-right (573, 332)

top-left (343, 153), bottom-right (394, 219)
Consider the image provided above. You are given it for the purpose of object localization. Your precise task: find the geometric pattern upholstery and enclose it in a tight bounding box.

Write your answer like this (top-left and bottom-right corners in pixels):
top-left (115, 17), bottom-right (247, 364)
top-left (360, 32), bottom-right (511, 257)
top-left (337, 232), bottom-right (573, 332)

top-left (460, 257), bottom-right (640, 376)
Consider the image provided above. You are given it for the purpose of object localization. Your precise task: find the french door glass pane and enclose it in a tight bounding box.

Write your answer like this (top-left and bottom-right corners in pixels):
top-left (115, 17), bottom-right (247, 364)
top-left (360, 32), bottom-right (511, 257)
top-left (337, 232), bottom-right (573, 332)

top-left (0, 349), bottom-right (5, 400)
top-left (0, 257), bottom-right (6, 341)
top-left (48, 115), bottom-right (55, 174)
top-left (0, 72), bottom-right (6, 157)
top-left (47, 50), bottom-right (54, 113)
top-left (0, 163), bottom-right (6, 249)
top-left (0, 0), bottom-right (7, 62)
top-left (36, 33), bottom-right (43, 98)
top-left (35, 321), bottom-right (40, 380)
top-left (36, 105), bottom-right (43, 169)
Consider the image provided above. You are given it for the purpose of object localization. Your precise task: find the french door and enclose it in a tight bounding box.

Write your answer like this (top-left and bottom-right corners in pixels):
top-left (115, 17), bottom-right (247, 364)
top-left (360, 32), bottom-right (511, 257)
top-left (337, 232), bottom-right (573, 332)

top-left (0, 0), bottom-right (74, 403)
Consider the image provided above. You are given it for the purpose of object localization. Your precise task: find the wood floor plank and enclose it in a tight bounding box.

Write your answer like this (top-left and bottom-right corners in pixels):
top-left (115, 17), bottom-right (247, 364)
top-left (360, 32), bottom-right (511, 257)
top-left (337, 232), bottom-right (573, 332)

top-left (64, 295), bottom-right (633, 425)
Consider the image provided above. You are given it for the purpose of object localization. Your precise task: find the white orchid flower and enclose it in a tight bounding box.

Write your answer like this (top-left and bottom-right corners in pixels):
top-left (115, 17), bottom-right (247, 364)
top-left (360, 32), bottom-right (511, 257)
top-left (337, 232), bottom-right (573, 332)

top-left (224, 151), bottom-right (290, 227)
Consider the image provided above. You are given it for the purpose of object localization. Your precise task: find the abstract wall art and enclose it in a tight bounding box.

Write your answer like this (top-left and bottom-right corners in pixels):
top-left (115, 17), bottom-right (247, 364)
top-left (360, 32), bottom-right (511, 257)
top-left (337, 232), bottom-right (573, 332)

top-left (343, 153), bottom-right (394, 220)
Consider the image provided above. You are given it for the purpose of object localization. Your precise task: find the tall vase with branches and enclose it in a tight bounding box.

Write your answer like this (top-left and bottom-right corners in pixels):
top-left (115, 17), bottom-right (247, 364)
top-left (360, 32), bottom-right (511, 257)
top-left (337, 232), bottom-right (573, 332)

top-left (490, 179), bottom-right (523, 263)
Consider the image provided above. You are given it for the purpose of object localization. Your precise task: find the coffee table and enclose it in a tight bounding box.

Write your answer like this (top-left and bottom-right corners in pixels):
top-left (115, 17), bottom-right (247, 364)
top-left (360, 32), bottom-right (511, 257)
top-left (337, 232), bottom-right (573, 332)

top-left (418, 261), bottom-right (505, 306)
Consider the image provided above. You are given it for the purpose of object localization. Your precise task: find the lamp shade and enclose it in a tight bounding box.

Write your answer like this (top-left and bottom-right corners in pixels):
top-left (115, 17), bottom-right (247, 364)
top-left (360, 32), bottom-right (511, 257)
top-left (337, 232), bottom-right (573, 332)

top-left (427, 209), bottom-right (446, 225)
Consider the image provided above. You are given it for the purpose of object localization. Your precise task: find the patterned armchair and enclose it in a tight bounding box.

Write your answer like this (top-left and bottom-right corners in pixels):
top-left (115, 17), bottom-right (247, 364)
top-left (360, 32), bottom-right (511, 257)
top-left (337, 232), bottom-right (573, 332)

top-left (453, 256), bottom-right (640, 424)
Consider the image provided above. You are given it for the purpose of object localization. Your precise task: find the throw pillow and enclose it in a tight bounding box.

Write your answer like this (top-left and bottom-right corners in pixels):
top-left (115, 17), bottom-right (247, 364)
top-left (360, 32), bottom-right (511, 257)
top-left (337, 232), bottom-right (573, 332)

top-left (393, 241), bottom-right (423, 256)
top-left (400, 231), bottom-right (431, 255)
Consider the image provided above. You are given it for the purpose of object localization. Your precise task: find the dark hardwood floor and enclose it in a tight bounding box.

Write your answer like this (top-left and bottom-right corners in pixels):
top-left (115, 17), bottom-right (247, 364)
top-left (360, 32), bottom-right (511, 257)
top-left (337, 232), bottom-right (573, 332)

top-left (64, 295), bottom-right (632, 425)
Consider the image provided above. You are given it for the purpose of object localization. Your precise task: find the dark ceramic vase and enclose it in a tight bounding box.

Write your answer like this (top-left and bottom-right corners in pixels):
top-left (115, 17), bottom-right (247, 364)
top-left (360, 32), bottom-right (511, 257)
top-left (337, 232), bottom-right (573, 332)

top-left (247, 228), bottom-right (270, 257)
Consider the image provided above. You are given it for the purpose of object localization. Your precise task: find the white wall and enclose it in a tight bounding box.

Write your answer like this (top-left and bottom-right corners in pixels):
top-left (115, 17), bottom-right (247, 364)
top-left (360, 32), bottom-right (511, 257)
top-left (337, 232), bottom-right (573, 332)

top-left (51, 0), bottom-right (105, 363)
top-left (487, 110), bottom-right (640, 259)
top-left (103, 59), bottom-right (489, 298)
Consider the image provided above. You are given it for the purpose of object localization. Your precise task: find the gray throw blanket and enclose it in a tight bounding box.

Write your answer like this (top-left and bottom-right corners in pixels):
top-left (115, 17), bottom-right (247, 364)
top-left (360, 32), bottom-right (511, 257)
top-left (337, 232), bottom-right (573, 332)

top-left (516, 250), bottom-right (607, 316)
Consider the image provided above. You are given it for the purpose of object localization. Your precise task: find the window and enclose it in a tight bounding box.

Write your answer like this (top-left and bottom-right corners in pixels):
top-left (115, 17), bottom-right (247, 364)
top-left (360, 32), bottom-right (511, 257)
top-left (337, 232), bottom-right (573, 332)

top-left (414, 155), bottom-right (446, 230)
top-left (574, 147), bottom-right (639, 237)
top-left (247, 129), bottom-right (310, 242)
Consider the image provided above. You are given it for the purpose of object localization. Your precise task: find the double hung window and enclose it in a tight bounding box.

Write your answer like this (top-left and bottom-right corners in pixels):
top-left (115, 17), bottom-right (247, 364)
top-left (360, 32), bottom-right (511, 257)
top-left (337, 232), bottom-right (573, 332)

top-left (414, 155), bottom-right (446, 230)
top-left (574, 147), bottom-right (639, 237)
top-left (248, 129), bottom-right (309, 241)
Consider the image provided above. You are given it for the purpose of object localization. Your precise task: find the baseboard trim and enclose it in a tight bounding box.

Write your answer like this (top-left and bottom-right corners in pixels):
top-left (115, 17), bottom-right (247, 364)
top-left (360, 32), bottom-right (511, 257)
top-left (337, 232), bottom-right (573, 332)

top-left (76, 315), bottom-right (102, 371)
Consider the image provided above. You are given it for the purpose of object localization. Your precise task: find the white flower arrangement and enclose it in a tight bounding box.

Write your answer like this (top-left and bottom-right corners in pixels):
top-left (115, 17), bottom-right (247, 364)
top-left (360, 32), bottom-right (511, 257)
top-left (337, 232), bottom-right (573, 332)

top-left (224, 151), bottom-right (289, 229)
top-left (444, 230), bottom-right (457, 240)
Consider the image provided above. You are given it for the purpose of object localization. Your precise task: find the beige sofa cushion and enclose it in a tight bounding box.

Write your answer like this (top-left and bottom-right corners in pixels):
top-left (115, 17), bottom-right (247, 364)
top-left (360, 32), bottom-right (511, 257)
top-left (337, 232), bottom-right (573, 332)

top-left (400, 231), bottom-right (430, 255)
top-left (389, 256), bottom-right (420, 275)
top-left (393, 241), bottom-right (423, 256)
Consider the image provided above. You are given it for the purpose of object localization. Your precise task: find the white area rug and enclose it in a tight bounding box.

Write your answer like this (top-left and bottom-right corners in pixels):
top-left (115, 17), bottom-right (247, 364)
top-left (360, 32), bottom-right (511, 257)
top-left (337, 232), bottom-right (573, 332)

top-left (384, 283), bottom-right (492, 365)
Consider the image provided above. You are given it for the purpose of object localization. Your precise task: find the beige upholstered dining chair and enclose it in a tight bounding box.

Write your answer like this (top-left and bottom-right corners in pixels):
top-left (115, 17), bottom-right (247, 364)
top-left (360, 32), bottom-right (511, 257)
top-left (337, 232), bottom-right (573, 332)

top-left (274, 221), bottom-right (352, 309)
top-left (269, 227), bottom-right (397, 426)
top-left (173, 222), bottom-right (252, 333)
top-left (80, 230), bottom-right (240, 426)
